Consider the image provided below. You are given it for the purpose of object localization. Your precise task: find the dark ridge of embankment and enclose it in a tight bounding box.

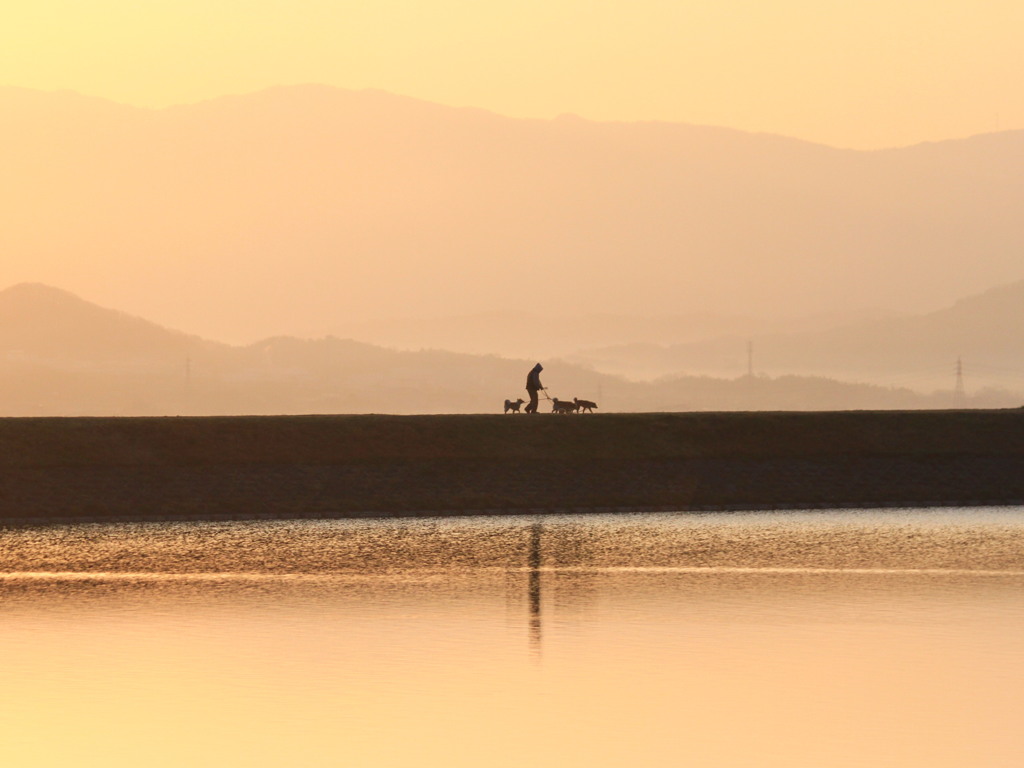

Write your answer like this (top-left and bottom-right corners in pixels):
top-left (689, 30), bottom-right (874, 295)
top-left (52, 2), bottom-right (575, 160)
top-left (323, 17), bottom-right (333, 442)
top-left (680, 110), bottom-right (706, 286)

top-left (1, 410), bottom-right (1023, 524)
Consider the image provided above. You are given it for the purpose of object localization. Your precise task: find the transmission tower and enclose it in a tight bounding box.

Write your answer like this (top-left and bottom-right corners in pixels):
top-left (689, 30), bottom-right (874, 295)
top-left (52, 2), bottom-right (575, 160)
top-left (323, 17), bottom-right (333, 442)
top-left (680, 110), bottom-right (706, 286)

top-left (953, 356), bottom-right (966, 408)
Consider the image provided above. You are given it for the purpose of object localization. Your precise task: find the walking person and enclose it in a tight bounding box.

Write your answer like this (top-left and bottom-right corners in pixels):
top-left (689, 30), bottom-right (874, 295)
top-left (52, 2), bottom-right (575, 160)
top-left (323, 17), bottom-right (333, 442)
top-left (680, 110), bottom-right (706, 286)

top-left (525, 363), bottom-right (544, 414)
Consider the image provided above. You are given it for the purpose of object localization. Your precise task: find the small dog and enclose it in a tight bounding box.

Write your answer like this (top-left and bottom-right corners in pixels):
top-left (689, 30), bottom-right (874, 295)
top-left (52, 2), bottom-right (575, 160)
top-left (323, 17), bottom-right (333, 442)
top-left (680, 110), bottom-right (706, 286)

top-left (574, 397), bottom-right (598, 413)
top-left (551, 398), bottom-right (579, 414)
top-left (504, 398), bottom-right (525, 413)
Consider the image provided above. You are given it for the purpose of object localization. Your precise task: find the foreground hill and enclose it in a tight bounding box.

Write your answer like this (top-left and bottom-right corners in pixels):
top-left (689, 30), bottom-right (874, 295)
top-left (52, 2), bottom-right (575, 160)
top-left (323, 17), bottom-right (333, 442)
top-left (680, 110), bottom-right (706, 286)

top-left (0, 284), bottom-right (1019, 415)
top-left (3, 85), bottom-right (1023, 345)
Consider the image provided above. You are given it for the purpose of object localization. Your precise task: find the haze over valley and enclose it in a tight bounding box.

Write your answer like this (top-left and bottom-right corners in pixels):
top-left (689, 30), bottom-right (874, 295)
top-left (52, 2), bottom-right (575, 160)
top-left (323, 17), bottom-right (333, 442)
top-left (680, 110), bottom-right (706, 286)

top-left (1, 283), bottom-right (1019, 416)
top-left (567, 280), bottom-right (1024, 392)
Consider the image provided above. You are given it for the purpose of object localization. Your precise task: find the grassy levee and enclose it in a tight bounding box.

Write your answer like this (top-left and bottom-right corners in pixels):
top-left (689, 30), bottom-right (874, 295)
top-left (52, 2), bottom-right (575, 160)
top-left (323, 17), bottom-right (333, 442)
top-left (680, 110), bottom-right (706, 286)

top-left (1, 410), bottom-right (1023, 523)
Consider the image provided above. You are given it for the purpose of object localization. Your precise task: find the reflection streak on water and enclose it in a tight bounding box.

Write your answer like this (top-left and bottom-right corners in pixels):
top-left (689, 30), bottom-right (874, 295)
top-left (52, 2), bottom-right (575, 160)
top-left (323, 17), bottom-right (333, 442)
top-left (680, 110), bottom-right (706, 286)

top-left (527, 520), bottom-right (542, 652)
top-left (2, 565), bottom-right (1024, 580)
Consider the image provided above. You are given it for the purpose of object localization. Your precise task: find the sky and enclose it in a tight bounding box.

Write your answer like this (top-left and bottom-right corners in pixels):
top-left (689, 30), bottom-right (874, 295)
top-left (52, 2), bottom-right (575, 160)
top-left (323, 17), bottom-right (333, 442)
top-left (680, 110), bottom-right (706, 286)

top-left (3, 0), bottom-right (1022, 149)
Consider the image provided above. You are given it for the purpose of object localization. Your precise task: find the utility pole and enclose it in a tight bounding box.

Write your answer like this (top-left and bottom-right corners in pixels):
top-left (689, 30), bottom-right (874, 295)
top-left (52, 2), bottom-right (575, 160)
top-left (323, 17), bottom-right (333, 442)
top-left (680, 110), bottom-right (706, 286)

top-left (747, 340), bottom-right (754, 377)
top-left (953, 356), bottom-right (966, 408)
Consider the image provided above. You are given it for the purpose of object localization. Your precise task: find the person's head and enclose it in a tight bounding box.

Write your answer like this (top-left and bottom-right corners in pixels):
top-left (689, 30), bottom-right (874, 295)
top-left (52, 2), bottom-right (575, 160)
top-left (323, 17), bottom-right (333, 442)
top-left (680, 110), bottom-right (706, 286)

top-left (533, 363), bottom-right (543, 372)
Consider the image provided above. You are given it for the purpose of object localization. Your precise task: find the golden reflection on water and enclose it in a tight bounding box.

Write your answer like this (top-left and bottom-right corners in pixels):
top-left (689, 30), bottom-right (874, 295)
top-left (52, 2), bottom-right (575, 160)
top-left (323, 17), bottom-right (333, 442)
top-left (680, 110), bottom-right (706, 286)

top-left (0, 509), bottom-right (1022, 767)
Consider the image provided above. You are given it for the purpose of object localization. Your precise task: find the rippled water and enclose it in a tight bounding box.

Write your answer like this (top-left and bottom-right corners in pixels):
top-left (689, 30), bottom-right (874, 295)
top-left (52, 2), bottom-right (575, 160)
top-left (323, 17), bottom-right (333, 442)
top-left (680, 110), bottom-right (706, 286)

top-left (1, 509), bottom-right (1022, 767)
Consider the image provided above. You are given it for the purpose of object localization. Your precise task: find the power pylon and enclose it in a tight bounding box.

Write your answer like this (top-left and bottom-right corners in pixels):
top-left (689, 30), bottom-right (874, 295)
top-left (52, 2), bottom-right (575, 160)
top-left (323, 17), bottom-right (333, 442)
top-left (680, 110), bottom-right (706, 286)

top-left (953, 356), bottom-right (966, 408)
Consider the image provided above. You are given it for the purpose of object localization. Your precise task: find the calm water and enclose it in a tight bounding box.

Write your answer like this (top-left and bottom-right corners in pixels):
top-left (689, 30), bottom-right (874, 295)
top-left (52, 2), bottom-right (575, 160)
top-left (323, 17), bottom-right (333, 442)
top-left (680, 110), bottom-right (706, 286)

top-left (1, 509), bottom-right (1022, 767)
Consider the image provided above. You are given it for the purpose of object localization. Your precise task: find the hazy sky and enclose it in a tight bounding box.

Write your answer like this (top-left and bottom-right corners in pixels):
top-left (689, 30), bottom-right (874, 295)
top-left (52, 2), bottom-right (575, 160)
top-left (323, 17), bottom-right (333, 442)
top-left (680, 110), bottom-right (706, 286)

top-left (4, 0), bottom-right (1021, 149)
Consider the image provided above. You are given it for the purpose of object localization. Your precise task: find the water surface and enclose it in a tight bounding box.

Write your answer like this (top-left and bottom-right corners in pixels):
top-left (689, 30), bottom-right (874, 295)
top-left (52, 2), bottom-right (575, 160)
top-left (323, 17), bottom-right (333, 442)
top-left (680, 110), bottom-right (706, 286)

top-left (1, 509), bottom-right (1022, 767)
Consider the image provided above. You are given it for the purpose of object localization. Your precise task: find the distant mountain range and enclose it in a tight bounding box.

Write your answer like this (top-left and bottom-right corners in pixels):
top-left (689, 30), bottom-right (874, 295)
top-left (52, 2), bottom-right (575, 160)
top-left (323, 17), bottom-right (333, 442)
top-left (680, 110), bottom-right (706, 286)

top-left (1, 284), bottom-right (1019, 416)
top-left (3, 84), bottom-right (1023, 346)
top-left (566, 280), bottom-right (1024, 391)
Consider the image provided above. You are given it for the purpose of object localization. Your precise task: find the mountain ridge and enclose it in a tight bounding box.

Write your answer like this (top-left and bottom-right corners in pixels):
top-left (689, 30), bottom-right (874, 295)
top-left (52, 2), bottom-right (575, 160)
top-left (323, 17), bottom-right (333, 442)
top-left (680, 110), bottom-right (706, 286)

top-left (5, 83), bottom-right (1017, 152)
top-left (0, 282), bottom-right (221, 362)
top-left (568, 280), bottom-right (1024, 387)
top-left (4, 84), bottom-right (1023, 343)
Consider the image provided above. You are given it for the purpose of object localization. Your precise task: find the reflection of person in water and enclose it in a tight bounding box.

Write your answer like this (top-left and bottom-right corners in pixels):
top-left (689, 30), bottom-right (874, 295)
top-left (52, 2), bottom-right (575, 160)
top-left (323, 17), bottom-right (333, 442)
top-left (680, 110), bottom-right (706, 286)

top-left (528, 520), bottom-right (542, 651)
top-left (525, 363), bottom-right (544, 414)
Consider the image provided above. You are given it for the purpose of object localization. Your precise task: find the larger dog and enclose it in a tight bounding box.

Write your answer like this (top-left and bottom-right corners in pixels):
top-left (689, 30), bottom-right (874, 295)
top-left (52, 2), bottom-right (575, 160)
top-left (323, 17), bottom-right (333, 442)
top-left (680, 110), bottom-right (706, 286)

top-left (551, 398), bottom-right (579, 414)
top-left (574, 398), bottom-right (598, 413)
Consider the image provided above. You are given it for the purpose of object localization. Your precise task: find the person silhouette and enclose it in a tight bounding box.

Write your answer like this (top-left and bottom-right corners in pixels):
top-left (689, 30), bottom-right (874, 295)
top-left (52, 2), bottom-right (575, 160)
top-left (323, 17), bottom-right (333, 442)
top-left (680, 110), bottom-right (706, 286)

top-left (525, 363), bottom-right (544, 414)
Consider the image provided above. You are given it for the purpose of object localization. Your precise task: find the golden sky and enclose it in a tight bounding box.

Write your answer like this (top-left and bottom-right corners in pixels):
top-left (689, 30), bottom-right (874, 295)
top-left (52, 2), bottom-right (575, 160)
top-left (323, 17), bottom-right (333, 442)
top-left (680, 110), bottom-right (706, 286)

top-left (3, 0), bottom-right (1022, 148)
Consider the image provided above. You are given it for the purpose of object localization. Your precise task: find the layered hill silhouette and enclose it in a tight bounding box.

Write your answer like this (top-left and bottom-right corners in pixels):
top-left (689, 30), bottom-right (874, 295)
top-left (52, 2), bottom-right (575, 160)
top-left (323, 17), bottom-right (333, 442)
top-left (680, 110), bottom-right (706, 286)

top-left (0, 283), bottom-right (222, 362)
top-left (0, 283), bottom-right (606, 415)
top-left (0, 284), bottom-right (1018, 416)
top-left (3, 84), bottom-right (1024, 345)
top-left (569, 280), bottom-right (1024, 391)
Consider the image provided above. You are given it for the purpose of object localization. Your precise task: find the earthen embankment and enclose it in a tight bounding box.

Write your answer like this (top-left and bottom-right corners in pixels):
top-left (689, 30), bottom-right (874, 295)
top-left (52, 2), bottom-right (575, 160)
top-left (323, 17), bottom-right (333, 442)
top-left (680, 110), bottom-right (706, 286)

top-left (1, 411), bottom-right (1023, 524)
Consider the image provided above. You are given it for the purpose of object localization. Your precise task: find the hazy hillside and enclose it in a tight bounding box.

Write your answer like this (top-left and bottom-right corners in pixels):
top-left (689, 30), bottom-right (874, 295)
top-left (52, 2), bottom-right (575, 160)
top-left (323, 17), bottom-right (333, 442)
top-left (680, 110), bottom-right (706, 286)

top-left (337, 309), bottom-right (883, 360)
top-left (569, 280), bottom-right (1024, 390)
top-left (3, 85), bottom-right (1023, 348)
top-left (0, 284), bottom-right (608, 415)
top-left (0, 284), bottom-right (1018, 415)
top-left (0, 283), bottom-right (223, 363)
